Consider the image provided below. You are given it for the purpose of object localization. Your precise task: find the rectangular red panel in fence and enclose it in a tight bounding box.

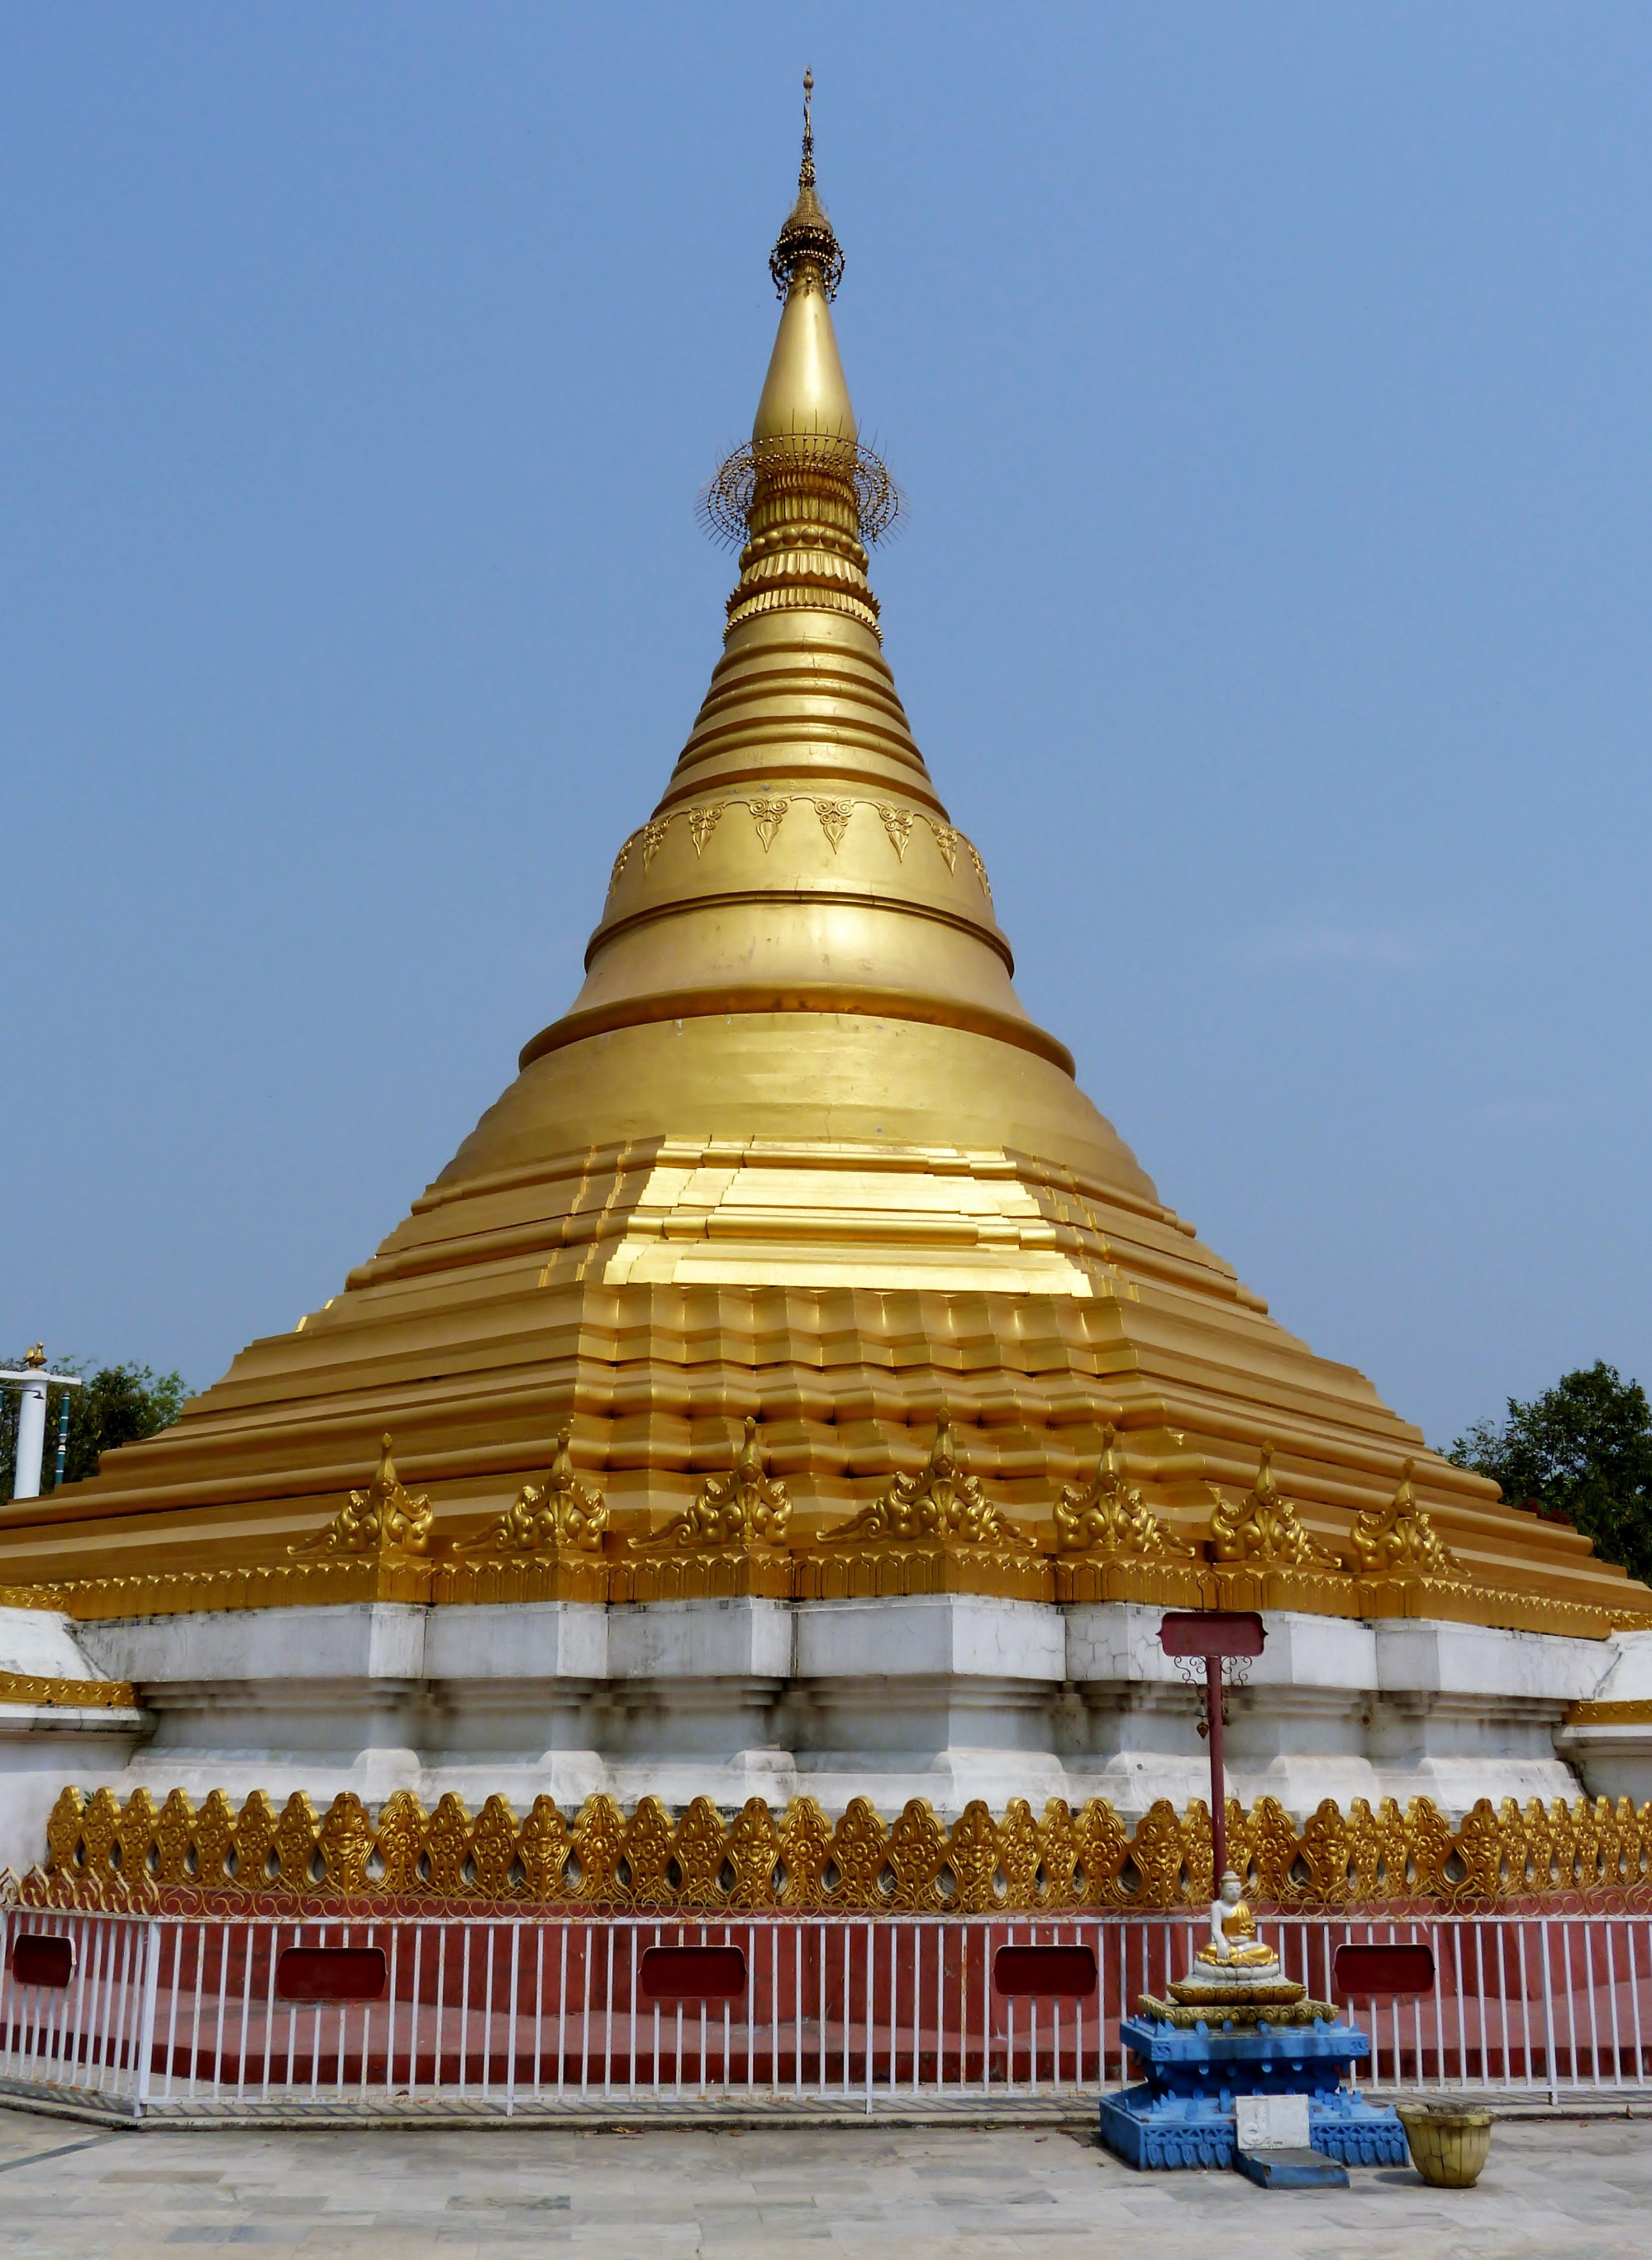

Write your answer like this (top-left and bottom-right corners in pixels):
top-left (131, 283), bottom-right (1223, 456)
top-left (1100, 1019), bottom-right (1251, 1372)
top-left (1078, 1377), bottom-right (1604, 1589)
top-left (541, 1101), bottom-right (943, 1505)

top-left (1334, 1943), bottom-right (1435, 2000)
top-left (274, 1946), bottom-right (388, 2003)
top-left (9, 1934), bottom-right (74, 1989)
top-left (638, 1945), bottom-right (747, 2004)
top-left (993, 1944), bottom-right (1098, 2000)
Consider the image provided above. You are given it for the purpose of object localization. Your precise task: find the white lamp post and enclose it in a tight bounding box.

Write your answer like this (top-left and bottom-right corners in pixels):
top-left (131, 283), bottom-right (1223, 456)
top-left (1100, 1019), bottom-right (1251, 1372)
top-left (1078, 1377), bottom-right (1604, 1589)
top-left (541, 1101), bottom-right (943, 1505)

top-left (2, 1346), bottom-right (85, 1500)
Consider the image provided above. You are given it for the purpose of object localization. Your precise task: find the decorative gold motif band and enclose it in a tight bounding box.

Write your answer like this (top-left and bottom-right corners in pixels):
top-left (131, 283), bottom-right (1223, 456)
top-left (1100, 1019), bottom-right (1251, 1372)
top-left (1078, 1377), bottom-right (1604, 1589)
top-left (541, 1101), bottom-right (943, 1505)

top-left (39, 1781), bottom-right (1652, 1915)
top-left (0, 1670), bottom-right (137, 1711)
top-left (602, 795), bottom-right (987, 904)
top-left (8, 1426), bottom-right (1651, 1640)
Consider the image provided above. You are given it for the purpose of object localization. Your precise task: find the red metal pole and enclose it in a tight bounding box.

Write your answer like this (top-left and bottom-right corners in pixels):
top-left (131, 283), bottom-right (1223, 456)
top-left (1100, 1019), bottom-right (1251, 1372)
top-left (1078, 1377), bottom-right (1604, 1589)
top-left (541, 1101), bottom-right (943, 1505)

top-left (1206, 1654), bottom-right (1226, 1883)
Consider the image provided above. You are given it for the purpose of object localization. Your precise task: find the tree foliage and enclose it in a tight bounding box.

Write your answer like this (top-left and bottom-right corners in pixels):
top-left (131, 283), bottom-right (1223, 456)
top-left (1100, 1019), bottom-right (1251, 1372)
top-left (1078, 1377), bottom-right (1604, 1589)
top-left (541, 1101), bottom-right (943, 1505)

top-left (1, 1353), bottom-right (187, 1505)
top-left (1448, 1361), bottom-right (1652, 1589)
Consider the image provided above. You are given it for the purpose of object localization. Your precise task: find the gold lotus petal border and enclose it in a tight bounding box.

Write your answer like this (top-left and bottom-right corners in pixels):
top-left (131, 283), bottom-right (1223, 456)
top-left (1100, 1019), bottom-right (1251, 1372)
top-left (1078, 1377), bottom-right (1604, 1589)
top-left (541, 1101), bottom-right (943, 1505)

top-left (31, 1783), bottom-right (1652, 1917)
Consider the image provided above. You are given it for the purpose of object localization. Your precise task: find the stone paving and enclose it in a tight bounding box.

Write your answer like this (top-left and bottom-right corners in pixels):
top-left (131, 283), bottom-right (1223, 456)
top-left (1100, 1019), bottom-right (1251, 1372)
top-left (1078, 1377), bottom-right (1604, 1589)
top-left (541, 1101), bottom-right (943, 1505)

top-left (0, 2103), bottom-right (1645, 2256)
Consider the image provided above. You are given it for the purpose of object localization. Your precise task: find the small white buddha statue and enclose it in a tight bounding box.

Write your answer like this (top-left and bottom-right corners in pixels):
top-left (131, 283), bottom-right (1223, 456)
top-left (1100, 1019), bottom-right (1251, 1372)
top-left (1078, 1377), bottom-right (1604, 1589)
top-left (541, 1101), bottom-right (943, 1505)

top-left (1196, 1871), bottom-right (1281, 1972)
top-left (1161, 1867), bottom-right (1307, 2011)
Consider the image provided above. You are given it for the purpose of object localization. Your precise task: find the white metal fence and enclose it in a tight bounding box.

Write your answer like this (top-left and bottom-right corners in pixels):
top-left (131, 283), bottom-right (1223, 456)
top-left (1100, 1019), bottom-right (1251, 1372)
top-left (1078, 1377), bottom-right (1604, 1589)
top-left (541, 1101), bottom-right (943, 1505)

top-left (1, 1905), bottom-right (1649, 2119)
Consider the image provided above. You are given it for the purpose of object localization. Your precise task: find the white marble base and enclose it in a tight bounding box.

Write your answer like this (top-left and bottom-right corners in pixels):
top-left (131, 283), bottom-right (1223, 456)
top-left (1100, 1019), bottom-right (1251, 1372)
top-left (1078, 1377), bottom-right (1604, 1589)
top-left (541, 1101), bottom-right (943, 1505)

top-left (0, 1608), bottom-right (152, 1872)
top-left (1555, 1625), bottom-right (1652, 1805)
top-left (0, 1600), bottom-right (1644, 1871)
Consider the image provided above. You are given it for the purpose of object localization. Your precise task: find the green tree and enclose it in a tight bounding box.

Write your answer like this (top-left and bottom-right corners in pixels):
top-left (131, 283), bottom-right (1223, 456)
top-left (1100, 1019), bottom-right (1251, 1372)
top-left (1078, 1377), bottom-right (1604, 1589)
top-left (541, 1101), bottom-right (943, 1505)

top-left (1448, 1361), bottom-right (1652, 1588)
top-left (1, 1353), bottom-right (187, 1505)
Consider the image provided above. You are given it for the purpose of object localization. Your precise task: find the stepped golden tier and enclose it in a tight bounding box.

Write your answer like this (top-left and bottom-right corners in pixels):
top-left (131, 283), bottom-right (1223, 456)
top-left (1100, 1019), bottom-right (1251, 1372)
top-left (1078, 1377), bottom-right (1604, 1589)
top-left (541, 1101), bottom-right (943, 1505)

top-left (2, 97), bottom-right (1648, 1661)
top-left (5, 94), bottom-right (1652, 1895)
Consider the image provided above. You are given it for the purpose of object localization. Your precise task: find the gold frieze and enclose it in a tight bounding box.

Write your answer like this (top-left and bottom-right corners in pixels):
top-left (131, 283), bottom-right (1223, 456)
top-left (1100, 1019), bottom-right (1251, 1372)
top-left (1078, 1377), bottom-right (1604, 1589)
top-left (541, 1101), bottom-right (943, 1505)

top-left (33, 1780), bottom-right (1652, 1916)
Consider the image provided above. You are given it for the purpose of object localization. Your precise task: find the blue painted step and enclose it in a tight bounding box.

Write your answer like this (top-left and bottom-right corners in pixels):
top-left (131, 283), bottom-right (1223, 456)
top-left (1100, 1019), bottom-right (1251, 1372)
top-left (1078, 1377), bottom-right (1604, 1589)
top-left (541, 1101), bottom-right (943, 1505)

top-left (1237, 2147), bottom-right (1350, 2190)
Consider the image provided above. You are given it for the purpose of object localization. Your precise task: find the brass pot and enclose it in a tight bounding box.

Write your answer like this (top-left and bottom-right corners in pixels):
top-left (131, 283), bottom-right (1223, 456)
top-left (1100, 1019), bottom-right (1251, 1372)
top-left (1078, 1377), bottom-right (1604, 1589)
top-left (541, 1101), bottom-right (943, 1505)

top-left (1395, 2103), bottom-right (1493, 2188)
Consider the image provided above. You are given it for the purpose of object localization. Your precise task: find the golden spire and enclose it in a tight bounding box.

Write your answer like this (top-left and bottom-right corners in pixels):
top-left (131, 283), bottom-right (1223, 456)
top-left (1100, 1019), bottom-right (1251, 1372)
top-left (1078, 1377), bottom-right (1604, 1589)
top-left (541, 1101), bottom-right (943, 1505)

top-left (767, 68), bottom-right (844, 304)
top-left (710, 69), bottom-right (885, 631)
top-left (504, 73), bottom-right (1127, 1170)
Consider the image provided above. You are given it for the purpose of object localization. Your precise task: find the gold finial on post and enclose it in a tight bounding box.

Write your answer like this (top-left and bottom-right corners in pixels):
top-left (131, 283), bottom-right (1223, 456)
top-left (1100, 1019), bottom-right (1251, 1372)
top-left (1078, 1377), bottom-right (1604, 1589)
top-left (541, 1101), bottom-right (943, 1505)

top-left (696, 63), bottom-right (900, 602)
top-left (769, 69), bottom-right (842, 301)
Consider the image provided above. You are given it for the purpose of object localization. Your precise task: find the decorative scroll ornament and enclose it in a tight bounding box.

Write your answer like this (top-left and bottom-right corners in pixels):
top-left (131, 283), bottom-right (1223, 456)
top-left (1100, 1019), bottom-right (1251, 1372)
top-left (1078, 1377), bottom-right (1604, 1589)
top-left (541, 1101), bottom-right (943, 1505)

top-left (875, 803), bottom-right (914, 859)
top-left (1350, 1458), bottom-right (1461, 1579)
top-left (36, 1780), bottom-right (1652, 1916)
top-left (748, 799), bottom-right (790, 851)
top-left (1055, 1426), bottom-right (1196, 1560)
top-left (615, 1418), bottom-right (792, 1602)
top-left (1209, 1442), bottom-right (1340, 1571)
top-left (318, 1792), bottom-right (374, 1892)
top-left (455, 1429), bottom-right (607, 1557)
top-left (810, 798), bottom-right (854, 853)
top-left (796, 1423), bottom-right (1046, 1602)
top-left (289, 1434), bottom-right (433, 1559)
top-left (925, 820), bottom-right (961, 874)
top-left (836, 1423), bottom-right (1034, 1551)
top-left (647, 1418), bottom-right (791, 1549)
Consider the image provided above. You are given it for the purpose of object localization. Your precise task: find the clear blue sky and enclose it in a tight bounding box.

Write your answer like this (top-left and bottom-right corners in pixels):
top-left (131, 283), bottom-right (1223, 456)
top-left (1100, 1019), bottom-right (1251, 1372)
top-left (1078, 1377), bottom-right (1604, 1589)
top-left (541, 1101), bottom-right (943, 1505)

top-left (3, 5), bottom-right (1649, 1450)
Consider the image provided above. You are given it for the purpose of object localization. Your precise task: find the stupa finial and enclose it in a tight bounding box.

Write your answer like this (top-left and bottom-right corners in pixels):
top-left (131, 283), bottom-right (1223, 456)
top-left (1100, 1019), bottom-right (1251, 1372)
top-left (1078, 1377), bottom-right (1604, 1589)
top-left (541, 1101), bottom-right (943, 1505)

top-left (769, 68), bottom-right (844, 301)
top-left (800, 67), bottom-right (816, 194)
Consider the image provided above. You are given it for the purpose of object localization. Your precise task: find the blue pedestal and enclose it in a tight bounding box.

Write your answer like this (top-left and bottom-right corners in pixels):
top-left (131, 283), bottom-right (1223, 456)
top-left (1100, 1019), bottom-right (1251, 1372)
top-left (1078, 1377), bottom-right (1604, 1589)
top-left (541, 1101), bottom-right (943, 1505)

top-left (1097, 2014), bottom-right (1408, 2172)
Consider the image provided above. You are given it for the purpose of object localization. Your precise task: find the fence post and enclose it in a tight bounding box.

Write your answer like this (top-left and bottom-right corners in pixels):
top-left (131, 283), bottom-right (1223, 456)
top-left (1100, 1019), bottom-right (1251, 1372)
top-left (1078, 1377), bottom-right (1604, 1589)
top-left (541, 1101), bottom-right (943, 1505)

top-left (506, 1924), bottom-right (520, 2119)
top-left (132, 1922), bottom-right (163, 2117)
top-left (1538, 1920), bottom-right (1559, 2108)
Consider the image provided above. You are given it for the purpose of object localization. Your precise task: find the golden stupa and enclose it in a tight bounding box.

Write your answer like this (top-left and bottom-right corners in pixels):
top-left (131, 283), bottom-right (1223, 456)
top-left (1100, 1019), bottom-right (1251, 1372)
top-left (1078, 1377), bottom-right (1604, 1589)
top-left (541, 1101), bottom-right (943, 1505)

top-left (4, 86), bottom-right (1646, 1643)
